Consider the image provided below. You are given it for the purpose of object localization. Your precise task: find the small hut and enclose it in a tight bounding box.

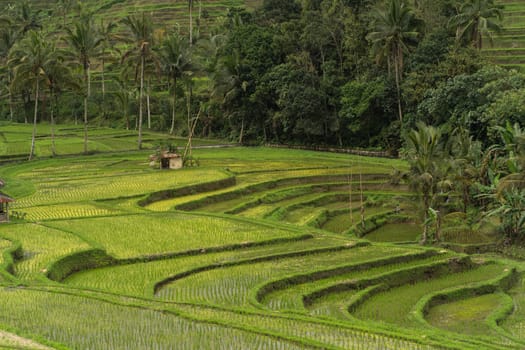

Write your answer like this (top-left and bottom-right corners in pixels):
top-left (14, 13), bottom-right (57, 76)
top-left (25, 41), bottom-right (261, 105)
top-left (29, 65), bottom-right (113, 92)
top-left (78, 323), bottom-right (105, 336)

top-left (0, 193), bottom-right (14, 222)
top-left (160, 152), bottom-right (183, 169)
top-left (149, 151), bottom-right (183, 170)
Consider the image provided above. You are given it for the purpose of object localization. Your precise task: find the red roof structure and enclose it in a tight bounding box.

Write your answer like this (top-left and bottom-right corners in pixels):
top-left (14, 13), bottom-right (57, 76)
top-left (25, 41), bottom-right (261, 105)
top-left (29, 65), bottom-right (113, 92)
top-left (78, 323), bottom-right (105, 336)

top-left (0, 194), bottom-right (14, 203)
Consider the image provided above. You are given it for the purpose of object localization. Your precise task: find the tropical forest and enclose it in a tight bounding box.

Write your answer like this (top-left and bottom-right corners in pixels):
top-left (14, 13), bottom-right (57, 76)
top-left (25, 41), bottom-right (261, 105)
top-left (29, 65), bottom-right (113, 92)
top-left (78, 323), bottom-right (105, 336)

top-left (0, 0), bottom-right (524, 349)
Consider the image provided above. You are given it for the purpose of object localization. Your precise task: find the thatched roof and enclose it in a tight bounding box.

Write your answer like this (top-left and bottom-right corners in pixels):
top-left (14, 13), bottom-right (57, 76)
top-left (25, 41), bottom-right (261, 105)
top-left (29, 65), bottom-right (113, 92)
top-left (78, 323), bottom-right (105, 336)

top-left (161, 152), bottom-right (181, 159)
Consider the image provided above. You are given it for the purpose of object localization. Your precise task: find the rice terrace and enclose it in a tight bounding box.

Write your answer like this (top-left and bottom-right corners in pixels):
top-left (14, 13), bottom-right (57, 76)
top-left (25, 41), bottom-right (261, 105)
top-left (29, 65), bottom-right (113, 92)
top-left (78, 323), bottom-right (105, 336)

top-left (0, 0), bottom-right (525, 348)
top-left (0, 123), bottom-right (521, 350)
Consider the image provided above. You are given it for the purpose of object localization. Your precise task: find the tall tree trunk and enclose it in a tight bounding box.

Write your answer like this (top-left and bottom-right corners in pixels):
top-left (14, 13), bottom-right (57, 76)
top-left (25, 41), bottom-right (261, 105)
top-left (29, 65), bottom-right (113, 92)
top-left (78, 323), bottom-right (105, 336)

top-left (8, 73), bottom-right (13, 121)
top-left (170, 76), bottom-right (177, 135)
top-left (421, 192), bottom-right (429, 244)
top-left (29, 79), bottom-right (39, 161)
top-left (83, 95), bottom-right (88, 154)
top-left (83, 65), bottom-right (90, 154)
top-left (147, 86), bottom-right (151, 129)
top-left (50, 90), bottom-right (56, 157)
top-left (101, 56), bottom-right (105, 98)
top-left (189, 0), bottom-right (193, 46)
top-left (23, 91), bottom-right (29, 124)
top-left (138, 55), bottom-right (144, 149)
top-left (239, 117), bottom-right (244, 144)
top-left (394, 50), bottom-right (403, 123)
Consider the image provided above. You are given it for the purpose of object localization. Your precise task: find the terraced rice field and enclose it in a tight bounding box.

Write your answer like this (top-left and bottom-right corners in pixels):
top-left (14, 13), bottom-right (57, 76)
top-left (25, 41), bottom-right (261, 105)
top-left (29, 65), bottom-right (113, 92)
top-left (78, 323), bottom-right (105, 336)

top-left (0, 123), bottom-right (524, 349)
top-left (484, 0), bottom-right (525, 70)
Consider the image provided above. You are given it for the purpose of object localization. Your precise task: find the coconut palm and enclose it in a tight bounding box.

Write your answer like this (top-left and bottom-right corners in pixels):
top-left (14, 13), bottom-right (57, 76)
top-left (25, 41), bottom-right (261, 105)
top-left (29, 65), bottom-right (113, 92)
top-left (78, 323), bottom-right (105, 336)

top-left (367, 0), bottom-right (420, 122)
top-left (159, 31), bottom-right (193, 134)
top-left (213, 49), bottom-right (250, 143)
top-left (56, 0), bottom-right (75, 27)
top-left (121, 12), bottom-right (159, 149)
top-left (449, 0), bottom-right (503, 50)
top-left (188, 0), bottom-right (194, 46)
top-left (0, 25), bottom-right (19, 121)
top-left (494, 122), bottom-right (525, 195)
top-left (98, 19), bottom-right (118, 100)
top-left (9, 31), bottom-right (55, 160)
top-left (405, 122), bottom-right (443, 243)
top-left (44, 46), bottom-right (77, 156)
top-left (65, 15), bottom-right (102, 154)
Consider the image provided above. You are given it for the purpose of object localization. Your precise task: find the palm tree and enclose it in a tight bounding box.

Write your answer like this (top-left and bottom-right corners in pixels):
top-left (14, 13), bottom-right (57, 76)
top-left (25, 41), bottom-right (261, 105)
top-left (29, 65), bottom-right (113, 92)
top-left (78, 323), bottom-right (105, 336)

top-left (494, 122), bottom-right (525, 195)
top-left (188, 0), bottom-right (194, 46)
top-left (213, 49), bottom-right (249, 143)
top-left (44, 45), bottom-right (76, 156)
top-left (114, 76), bottom-right (134, 130)
top-left (0, 25), bottom-right (19, 121)
top-left (367, 0), bottom-right (420, 122)
top-left (122, 12), bottom-right (158, 149)
top-left (487, 188), bottom-right (525, 242)
top-left (14, 0), bottom-right (42, 34)
top-left (159, 31), bottom-right (193, 134)
top-left (98, 19), bottom-right (118, 100)
top-left (405, 122), bottom-right (443, 243)
top-left (56, 0), bottom-right (75, 27)
top-left (65, 16), bottom-right (102, 154)
top-left (8, 31), bottom-right (54, 160)
top-left (449, 0), bottom-right (503, 50)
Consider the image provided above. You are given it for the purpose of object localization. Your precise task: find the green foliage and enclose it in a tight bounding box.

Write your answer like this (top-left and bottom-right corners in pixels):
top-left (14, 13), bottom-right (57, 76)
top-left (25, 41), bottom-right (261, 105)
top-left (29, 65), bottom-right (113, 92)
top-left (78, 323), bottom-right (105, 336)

top-left (340, 78), bottom-right (386, 142)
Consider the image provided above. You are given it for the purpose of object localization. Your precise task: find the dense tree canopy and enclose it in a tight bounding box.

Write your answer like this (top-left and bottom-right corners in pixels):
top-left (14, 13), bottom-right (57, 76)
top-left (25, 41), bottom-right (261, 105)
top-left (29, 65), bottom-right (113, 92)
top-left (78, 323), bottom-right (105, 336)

top-left (0, 0), bottom-right (516, 152)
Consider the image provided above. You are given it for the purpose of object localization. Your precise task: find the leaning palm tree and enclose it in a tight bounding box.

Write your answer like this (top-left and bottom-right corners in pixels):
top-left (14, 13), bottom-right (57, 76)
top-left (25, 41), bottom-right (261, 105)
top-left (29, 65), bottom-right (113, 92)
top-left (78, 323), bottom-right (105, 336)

top-left (121, 12), bottom-right (158, 149)
top-left (159, 31), bottom-right (193, 134)
top-left (65, 15), bottom-right (102, 154)
top-left (8, 30), bottom-right (54, 160)
top-left (449, 0), bottom-right (503, 50)
top-left (367, 0), bottom-right (420, 122)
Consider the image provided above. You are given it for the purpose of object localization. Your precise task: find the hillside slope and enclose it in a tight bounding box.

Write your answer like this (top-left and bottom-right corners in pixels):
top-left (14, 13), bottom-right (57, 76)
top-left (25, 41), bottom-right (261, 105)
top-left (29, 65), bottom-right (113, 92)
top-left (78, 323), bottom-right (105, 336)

top-left (485, 0), bottom-right (525, 70)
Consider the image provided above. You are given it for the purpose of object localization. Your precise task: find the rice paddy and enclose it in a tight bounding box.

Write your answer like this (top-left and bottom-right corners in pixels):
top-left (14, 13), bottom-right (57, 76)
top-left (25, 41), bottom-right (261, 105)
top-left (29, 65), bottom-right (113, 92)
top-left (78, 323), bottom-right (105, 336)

top-left (0, 122), bottom-right (524, 349)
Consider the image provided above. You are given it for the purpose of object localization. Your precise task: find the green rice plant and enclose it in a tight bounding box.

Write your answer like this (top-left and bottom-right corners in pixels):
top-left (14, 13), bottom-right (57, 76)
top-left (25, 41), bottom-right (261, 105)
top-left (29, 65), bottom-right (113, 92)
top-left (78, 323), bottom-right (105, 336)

top-left (321, 206), bottom-right (388, 234)
top-left (364, 223), bottom-right (421, 242)
top-left (500, 275), bottom-right (525, 341)
top-left (46, 213), bottom-right (303, 259)
top-left (262, 251), bottom-right (455, 313)
top-left (0, 328), bottom-right (53, 350)
top-left (0, 239), bottom-right (10, 265)
top-left (426, 293), bottom-right (507, 336)
top-left (19, 202), bottom-right (124, 221)
top-left (156, 245), bottom-right (415, 307)
top-left (177, 304), bottom-right (441, 350)
top-left (352, 263), bottom-right (509, 328)
top-left (0, 224), bottom-right (92, 282)
top-left (63, 236), bottom-right (350, 296)
top-left (14, 168), bottom-right (230, 208)
top-left (0, 288), bottom-right (309, 350)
